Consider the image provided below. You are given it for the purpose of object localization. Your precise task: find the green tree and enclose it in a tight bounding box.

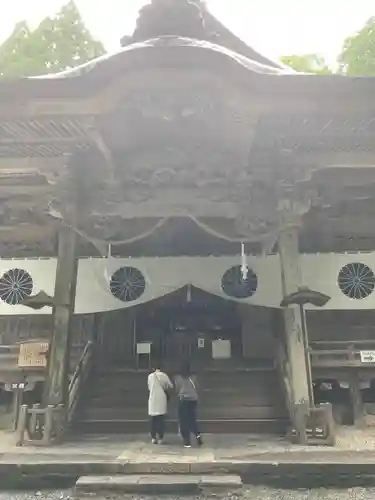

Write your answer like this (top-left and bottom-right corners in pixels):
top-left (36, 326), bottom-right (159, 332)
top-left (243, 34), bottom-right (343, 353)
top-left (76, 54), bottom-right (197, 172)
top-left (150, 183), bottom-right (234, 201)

top-left (338, 17), bottom-right (375, 76)
top-left (280, 54), bottom-right (332, 74)
top-left (0, 1), bottom-right (105, 78)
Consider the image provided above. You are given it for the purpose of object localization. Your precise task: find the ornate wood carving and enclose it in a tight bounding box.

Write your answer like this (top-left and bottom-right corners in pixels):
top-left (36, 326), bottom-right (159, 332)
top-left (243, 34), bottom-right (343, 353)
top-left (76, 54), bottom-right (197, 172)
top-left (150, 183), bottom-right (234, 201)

top-left (0, 37), bottom-right (375, 255)
top-left (232, 155), bottom-right (320, 244)
top-left (0, 116), bottom-right (95, 158)
top-left (255, 112), bottom-right (375, 154)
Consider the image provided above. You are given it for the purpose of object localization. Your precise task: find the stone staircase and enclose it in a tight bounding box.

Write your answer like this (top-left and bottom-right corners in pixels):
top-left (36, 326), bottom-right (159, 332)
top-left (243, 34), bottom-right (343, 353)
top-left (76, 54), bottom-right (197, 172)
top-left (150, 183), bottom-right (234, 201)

top-left (73, 365), bottom-right (289, 434)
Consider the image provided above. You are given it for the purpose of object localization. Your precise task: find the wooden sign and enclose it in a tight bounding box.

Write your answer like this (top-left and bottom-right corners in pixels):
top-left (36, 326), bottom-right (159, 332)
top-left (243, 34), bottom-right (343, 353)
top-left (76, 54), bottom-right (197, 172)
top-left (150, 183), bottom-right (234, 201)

top-left (360, 351), bottom-right (375, 363)
top-left (212, 339), bottom-right (231, 359)
top-left (136, 342), bottom-right (151, 355)
top-left (18, 341), bottom-right (49, 368)
top-left (5, 382), bottom-right (26, 391)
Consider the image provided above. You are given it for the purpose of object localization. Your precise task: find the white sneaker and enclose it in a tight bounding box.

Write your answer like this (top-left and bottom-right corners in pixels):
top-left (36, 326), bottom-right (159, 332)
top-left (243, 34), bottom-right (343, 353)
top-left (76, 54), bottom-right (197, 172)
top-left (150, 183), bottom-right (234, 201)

top-left (158, 439), bottom-right (164, 445)
top-left (184, 444), bottom-right (191, 448)
top-left (151, 438), bottom-right (157, 444)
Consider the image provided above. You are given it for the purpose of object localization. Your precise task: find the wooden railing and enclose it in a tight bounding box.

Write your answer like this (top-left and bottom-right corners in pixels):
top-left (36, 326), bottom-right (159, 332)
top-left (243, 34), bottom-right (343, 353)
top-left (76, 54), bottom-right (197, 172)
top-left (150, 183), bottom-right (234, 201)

top-left (310, 340), bottom-right (375, 368)
top-left (15, 340), bottom-right (94, 446)
top-left (68, 340), bottom-right (94, 422)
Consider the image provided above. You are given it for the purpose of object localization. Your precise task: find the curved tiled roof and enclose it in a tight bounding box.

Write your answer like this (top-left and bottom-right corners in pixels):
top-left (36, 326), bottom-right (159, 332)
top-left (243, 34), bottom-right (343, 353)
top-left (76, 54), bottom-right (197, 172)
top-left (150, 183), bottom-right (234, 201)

top-left (202, 10), bottom-right (287, 71)
top-left (29, 36), bottom-right (293, 81)
top-left (0, 33), bottom-right (373, 107)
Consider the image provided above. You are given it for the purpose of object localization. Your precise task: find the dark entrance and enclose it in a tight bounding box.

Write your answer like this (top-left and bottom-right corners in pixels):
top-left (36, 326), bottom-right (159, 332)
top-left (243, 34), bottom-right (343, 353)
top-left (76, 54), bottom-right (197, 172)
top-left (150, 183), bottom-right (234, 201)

top-left (84, 287), bottom-right (288, 436)
top-left (135, 286), bottom-right (242, 371)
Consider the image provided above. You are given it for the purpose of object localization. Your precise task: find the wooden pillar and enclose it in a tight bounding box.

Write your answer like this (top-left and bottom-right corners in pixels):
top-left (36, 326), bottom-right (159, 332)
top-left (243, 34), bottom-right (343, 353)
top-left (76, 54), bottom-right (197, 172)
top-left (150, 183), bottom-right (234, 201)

top-left (349, 374), bottom-right (365, 427)
top-left (278, 226), bottom-right (310, 442)
top-left (43, 227), bottom-right (78, 408)
top-left (348, 343), bottom-right (365, 427)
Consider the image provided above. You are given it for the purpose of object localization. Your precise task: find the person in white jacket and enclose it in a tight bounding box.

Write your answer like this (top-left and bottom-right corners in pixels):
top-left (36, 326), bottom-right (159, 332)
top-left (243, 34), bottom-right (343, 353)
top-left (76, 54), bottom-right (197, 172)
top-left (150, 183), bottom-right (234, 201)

top-left (148, 363), bottom-right (173, 444)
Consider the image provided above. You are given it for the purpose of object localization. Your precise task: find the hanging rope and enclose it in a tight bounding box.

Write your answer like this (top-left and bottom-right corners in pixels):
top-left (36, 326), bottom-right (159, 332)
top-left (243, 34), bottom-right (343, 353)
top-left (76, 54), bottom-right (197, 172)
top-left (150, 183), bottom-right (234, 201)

top-left (45, 208), bottom-right (278, 301)
top-left (49, 204), bottom-right (272, 247)
top-left (47, 205), bottom-right (170, 248)
top-left (189, 216), bottom-right (279, 254)
top-left (189, 215), bottom-right (258, 243)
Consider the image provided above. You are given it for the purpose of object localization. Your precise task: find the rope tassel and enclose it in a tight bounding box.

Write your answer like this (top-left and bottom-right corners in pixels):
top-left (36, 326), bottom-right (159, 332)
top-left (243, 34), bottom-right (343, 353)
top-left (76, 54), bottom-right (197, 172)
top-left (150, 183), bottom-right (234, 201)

top-left (104, 244), bottom-right (112, 282)
top-left (240, 242), bottom-right (248, 281)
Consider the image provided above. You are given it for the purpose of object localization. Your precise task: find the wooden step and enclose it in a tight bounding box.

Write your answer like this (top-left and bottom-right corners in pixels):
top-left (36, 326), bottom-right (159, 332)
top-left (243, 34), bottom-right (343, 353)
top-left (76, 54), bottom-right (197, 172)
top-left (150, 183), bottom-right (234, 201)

top-left (73, 418), bottom-right (288, 435)
top-left (86, 392), bottom-right (284, 407)
top-left (78, 405), bottom-right (287, 420)
top-left (89, 383), bottom-right (283, 393)
top-left (94, 370), bottom-right (280, 379)
top-left (74, 366), bottom-right (289, 436)
top-left (96, 365), bottom-right (276, 373)
top-left (91, 381), bottom-right (283, 393)
top-left (93, 370), bottom-right (279, 381)
top-left (82, 399), bottom-right (288, 412)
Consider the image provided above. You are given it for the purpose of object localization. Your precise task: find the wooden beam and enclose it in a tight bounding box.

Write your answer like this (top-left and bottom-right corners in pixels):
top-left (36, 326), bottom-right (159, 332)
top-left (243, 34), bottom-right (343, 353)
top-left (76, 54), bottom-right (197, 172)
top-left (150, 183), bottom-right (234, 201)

top-left (0, 186), bottom-right (51, 197)
top-left (349, 373), bottom-right (366, 428)
top-left (43, 227), bottom-right (78, 408)
top-left (278, 226), bottom-right (310, 444)
top-left (313, 166), bottom-right (375, 186)
top-left (0, 157), bottom-right (64, 172)
top-left (305, 217), bottom-right (375, 236)
top-left (0, 100), bottom-right (97, 117)
top-left (0, 225), bottom-right (55, 241)
top-left (284, 152), bottom-right (375, 168)
top-left (0, 137), bottom-right (89, 145)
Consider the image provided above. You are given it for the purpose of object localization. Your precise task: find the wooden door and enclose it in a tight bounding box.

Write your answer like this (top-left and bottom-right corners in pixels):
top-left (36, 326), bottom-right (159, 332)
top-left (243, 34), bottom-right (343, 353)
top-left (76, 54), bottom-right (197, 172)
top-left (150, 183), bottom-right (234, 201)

top-left (97, 310), bottom-right (135, 366)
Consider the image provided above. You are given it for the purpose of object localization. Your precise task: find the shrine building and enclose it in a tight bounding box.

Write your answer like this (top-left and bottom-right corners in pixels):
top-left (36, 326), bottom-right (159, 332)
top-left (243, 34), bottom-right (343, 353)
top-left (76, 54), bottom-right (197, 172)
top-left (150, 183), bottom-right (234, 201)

top-left (1, 1), bottom-right (375, 444)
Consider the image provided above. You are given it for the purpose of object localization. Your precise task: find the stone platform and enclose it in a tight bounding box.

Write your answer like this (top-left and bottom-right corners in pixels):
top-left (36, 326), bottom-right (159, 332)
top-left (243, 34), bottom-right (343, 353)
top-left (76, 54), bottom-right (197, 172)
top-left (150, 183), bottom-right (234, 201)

top-left (2, 430), bottom-right (375, 489)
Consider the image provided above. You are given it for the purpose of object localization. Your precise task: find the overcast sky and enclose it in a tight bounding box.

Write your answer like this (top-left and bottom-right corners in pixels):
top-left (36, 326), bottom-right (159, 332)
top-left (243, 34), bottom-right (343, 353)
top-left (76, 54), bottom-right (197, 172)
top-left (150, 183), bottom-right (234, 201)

top-left (1, 0), bottom-right (374, 63)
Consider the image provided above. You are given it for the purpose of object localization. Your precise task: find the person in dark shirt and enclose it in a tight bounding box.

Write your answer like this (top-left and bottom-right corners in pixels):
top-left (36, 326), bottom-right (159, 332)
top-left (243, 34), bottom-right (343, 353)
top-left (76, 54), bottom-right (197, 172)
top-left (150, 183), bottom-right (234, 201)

top-left (174, 360), bottom-right (203, 448)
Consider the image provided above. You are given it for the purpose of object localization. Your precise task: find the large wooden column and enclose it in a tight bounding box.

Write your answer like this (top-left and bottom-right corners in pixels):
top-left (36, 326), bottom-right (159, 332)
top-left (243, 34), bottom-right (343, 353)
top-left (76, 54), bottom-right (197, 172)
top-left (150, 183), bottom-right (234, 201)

top-left (278, 225), bottom-right (310, 441)
top-left (43, 226), bottom-right (78, 407)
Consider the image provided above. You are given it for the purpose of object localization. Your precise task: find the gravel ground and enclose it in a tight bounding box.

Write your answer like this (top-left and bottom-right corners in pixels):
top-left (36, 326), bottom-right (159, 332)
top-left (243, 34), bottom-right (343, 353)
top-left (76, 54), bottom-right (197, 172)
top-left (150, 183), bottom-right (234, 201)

top-left (1, 489), bottom-right (375, 500)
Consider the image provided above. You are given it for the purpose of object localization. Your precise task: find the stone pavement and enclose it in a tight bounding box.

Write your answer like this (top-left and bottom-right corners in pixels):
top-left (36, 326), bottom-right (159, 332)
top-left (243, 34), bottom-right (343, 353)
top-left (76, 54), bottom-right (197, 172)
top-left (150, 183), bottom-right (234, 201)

top-left (0, 433), bottom-right (291, 463)
top-left (2, 428), bottom-right (375, 464)
top-left (2, 431), bottom-right (375, 489)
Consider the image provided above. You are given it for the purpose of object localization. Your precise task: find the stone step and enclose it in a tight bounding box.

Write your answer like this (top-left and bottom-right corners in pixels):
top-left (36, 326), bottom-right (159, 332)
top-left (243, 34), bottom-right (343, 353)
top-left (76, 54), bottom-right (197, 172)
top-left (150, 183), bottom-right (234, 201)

top-left (74, 474), bottom-right (242, 496)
